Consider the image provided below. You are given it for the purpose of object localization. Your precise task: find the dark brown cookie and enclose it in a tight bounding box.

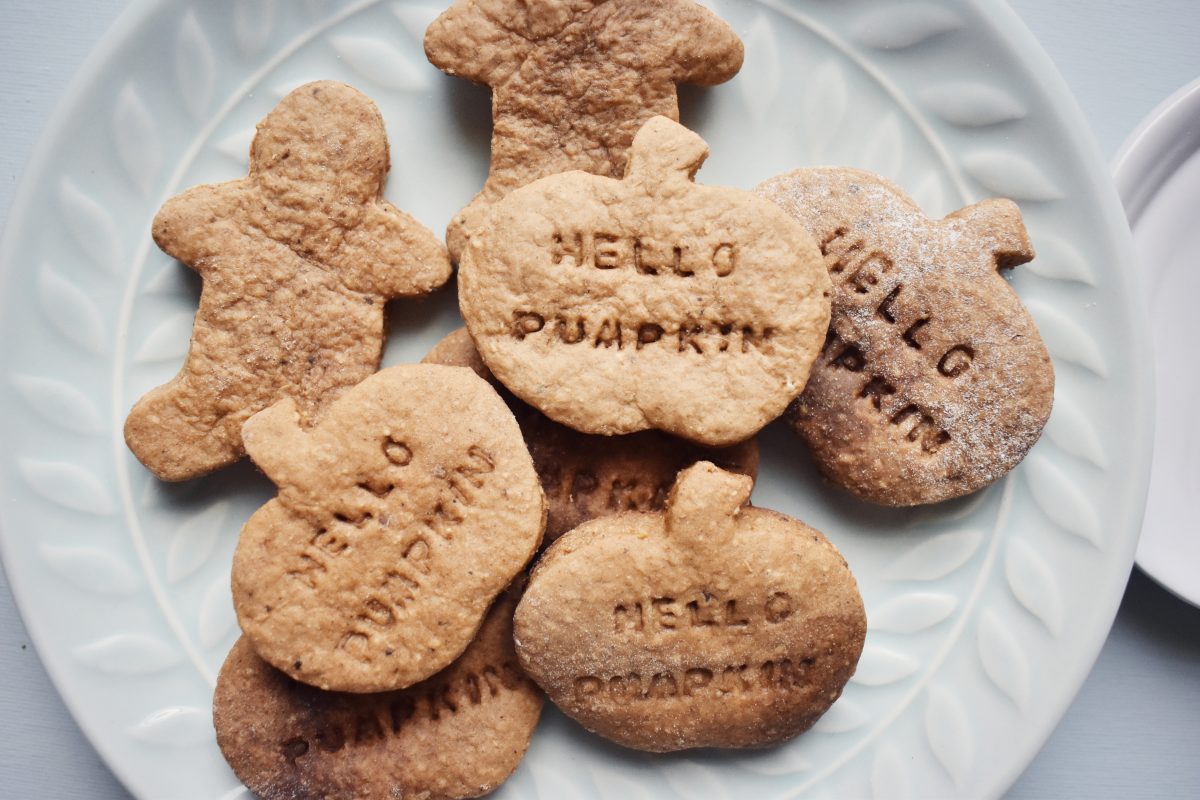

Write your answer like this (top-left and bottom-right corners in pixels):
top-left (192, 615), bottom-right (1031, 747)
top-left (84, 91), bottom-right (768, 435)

top-left (423, 327), bottom-right (758, 544)
top-left (757, 168), bottom-right (1054, 505)
top-left (215, 589), bottom-right (543, 800)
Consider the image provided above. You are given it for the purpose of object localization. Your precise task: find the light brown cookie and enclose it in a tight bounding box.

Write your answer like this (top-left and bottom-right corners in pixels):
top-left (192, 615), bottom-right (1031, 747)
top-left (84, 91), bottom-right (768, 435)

top-left (125, 81), bottom-right (452, 482)
top-left (514, 462), bottom-right (866, 751)
top-left (459, 116), bottom-right (832, 447)
top-left (424, 0), bottom-right (743, 262)
top-left (756, 168), bottom-right (1054, 505)
top-left (215, 588), bottom-right (543, 800)
top-left (232, 364), bottom-right (545, 693)
top-left (423, 328), bottom-right (759, 544)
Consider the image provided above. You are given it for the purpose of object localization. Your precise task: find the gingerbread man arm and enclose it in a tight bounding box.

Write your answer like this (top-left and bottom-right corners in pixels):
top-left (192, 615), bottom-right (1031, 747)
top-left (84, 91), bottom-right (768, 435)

top-left (946, 198), bottom-right (1036, 271)
top-left (659, 0), bottom-right (744, 86)
top-left (330, 202), bottom-right (453, 298)
top-left (424, 0), bottom-right (531, 87)
top-left (241, 398), bottom-right (309, 489)
top-left (150, 181), bottom-right (246, 273)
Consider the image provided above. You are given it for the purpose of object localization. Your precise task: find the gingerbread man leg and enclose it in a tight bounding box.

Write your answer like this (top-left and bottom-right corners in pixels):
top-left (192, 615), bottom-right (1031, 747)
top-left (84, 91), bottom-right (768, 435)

top-left (124, 374), bottom-right (246, 481)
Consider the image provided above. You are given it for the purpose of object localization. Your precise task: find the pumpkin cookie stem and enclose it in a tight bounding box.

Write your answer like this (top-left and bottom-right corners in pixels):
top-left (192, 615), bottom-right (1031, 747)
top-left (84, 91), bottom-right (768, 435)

top-left (665, 461), bottom-right (753, 554)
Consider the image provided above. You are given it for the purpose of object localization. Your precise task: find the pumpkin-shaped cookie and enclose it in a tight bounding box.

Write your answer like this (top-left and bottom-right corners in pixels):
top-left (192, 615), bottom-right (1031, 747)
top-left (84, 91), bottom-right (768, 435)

top-left (756, 168), bottom-right (1054, 505)
top-left (232, 364), bottom-right (545, 693)
top-left (514, 462), bottom-right (865, 751)
top-left (459, 116), bottom-right (831, 447)
top-left (215, 588), bottom-right (543, 800)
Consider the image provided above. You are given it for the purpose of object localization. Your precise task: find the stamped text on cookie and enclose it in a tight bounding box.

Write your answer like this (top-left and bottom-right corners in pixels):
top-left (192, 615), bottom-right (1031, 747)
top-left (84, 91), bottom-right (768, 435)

top-left (613, 591), bottom-right (793, 634)
top-left (573, 657), bottom-right (817, 704)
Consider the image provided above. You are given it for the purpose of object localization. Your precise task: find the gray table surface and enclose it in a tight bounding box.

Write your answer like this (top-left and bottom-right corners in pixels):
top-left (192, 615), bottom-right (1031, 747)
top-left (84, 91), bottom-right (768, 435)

top-left (2, 1), bottom-right (1199, 798)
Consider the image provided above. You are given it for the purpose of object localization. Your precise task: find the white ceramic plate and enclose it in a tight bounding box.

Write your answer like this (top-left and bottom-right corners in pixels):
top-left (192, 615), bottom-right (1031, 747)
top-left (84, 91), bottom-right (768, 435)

top-left (1113, 76), bottom-right (1200, 609)
top-left (0, 1), bottom-right (1151, 798)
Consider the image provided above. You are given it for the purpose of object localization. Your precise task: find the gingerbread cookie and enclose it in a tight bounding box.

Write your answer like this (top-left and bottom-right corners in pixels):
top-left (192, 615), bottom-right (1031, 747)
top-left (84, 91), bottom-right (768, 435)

top-left (215, 588), bottom-right (543, 800)
top-left (756, 168), bottom-right (1054, 505)
top-left (459, 116), bottom-right (832, 447)
top-left (423, 328), bottom-right (759, 543)
top-left (514, 462), bottom-right (866, 751)
top-left (424, 0), bottom-right (743, 261)
top-left (125, 81), bottom-right (452, 482)
top-left (232, 364), bottom-right (544, 693)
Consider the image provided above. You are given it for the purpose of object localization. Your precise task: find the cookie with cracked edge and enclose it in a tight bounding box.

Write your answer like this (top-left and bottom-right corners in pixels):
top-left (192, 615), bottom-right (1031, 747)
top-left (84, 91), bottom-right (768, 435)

top-left (756, 167), bottom-right (1054, 506)
top-left (459, 116), bottom-right (831, 447)
top-left (125, 80), bottom-right (452, 481)
top-left (424, 0), bottom-right (743, 262)
top-left (215, 587), bottom-right (543, 800)
top-left (232, 364), bottom-right (545, 693)
top-left (514, 462), bottom-right (866, 751)
top-left (423, 327), bottom-right (759, 545)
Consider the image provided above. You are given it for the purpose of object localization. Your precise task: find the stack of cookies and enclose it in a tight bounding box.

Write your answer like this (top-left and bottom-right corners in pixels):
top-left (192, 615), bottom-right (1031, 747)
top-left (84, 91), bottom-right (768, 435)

top-left (123, 2), bottom-right (1054, 797)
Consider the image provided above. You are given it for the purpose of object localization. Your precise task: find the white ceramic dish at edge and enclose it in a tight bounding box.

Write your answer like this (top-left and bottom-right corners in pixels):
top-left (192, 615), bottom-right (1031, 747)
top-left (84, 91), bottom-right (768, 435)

top-left (1113, 75), bottom-right (1200, 609)
top-left (0, 1), bottom-right (1152, 798)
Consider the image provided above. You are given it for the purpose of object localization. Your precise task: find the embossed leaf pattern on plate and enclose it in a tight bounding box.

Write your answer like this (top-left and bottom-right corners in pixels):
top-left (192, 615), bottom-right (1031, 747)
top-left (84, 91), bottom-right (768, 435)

top-left (113, 84), bottom-right (162, 196)
top-left (37, 266), bottom-right (109, 355)
top-left (76, 634), bottom-right (183, 675)
top-left (884, 529), bottom-right (984, 582)
top-left (869, 592), bottom-right (958, 634)
top-left (40, 545), bottom-right (140, 595)
top-left (1024, 299), bottom-right (1109, 377)
top-left (129, 707), bottom-right (214, 747)
top-left (962, 151), bottom-right (1062, 201)
top-left (924, 687), bottom-right (973, 788)
top-left (1023, 454), bottom-right (1103, 547)
top-left (330, 34), bottom-right (430, 91)
top-left (1044, 389), bottom-right (1108, 468)
top-left (60, 180), bottom-right (123, 276)
top-left (198, 570), bottom-right (238, 650)
top-left (177, 11), bottom-right (216, 119)
top-left (233, 0), bottom-right (275, 57)
top-left (920, 82), bottom-right (1026, 127)
top-left (166, 501), bottom-right (230, 583)
top-left (810, 697), bottom-right (869, 734)
top-left (1005, 537), bottom-right (1066, 635)
top-left (19, 460), bottom-right (116, 516)
top-left (851, 645), bottom-right (920, 687)
top-left (976, 609), bottom-right (1031, 709)
top-left (388, 3), bottom-right (445, 41)
top-left (135, 310), bottom-right (197, 365)
top-left (851, 3), bottom-right (963, 50)
top-left (13, 375), bottom-right (105, 434)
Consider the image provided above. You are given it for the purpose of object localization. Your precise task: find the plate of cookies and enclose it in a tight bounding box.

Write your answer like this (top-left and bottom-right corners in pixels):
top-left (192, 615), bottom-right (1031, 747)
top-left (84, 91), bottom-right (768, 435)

top-left (0, 1), bottom-right (1152, 799)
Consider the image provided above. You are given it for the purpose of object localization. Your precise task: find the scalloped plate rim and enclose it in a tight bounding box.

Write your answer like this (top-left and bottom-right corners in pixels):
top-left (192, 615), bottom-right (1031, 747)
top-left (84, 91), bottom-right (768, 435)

top-left (0, 0), bottom-right (1154, 798)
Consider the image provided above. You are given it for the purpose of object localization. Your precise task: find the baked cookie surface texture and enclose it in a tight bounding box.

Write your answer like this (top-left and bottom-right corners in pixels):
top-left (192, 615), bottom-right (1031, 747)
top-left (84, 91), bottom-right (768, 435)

top-left (232, 364), bottom-right (545, 693)
top-left (215, 589), bottom-right (543, 800)
top-left (459, 116), bottom-right (832, 447)
top-left (514, 462), bottom-right (866, 751)
top-left (756, 168), bottom-right (1054, 506)
top-left (423, 328), bottom-right (759, 544)
top-left (424, 0), bottom-right (744, 261)
top-left (124, 81), bottom-right (452, 482)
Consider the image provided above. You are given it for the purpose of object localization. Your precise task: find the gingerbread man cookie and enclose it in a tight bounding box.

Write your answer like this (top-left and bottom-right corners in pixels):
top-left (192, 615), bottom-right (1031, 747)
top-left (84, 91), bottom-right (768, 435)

top-left (425, 0), bottom-right (744, 261)
top-left (125, 81), bottom-right (452, 481)
top-left (215, 587), bottom-right (543, 800)
top-left (459, 116), bottom-right (831, 447)
top-left (232, 364), bottom-right (544, 693)
top-left (514, 462), bottom-right (866, 751)
top-left (757, 168), bottom-right (1054, 505)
